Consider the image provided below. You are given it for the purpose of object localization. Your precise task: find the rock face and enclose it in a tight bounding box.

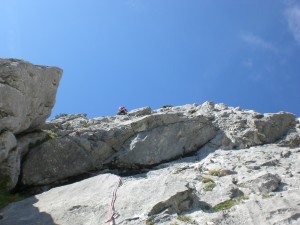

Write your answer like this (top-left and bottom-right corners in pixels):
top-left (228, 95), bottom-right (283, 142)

top-left (1, 60), bottom-right (300, 224)
top-left (1, 146), bottom-right (299, 225)
top-left (0, 58), bottom-right (62, 189)
top-left (20, 103), bottom-right (297, 187)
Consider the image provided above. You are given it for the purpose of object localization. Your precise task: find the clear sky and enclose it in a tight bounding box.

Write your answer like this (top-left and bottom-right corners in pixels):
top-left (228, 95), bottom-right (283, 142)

top-left (1, 0), bottom-right (300, 118)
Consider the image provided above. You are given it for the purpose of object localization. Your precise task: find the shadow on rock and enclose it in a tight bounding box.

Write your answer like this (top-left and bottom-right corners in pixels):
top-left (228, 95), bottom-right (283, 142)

top-left (0, 196), bottom-right (57, 225)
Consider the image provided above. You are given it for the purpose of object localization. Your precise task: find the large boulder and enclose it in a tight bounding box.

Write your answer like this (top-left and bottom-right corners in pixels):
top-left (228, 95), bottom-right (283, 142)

top-left (0, 58), bottom-right (62, 134)
top-left (0, 58), bottom-right (62, 189)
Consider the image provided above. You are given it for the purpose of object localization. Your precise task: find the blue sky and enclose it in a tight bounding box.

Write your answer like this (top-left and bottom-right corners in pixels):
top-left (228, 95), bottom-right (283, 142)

top-left (1, 0), bottom-right (300, 118)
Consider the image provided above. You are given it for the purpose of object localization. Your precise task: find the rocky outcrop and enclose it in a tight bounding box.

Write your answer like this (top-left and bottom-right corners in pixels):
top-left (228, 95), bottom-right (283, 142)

top-left (20, 102), bottom-right (298, 187)
top-left (0, 58), bottom-right (62, 189)
top-left (0, 59), bottom-right (62, 133)
top-left (1, 59), bottom-right (300, 224)
top-left (1, 146), bottom-right (299, 225)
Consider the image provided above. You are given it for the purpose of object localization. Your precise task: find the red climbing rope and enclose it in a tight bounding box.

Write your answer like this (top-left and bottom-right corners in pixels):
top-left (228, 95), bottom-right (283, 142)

top-left (105, 177), bottom-right (122, 225)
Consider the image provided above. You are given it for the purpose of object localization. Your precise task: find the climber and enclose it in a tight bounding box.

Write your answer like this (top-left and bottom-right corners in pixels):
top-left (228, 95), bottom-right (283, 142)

top-left (117, 106), bottom-right (128, 115)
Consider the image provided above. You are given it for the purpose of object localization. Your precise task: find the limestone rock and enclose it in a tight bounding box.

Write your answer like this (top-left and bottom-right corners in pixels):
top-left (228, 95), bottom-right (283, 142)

top-left (127, 106), bottom-right (152, 117)
top-left (116, 115), bottom-right (216, 167)
top-left (20, 102), bottom-right (299, 187)
top-left (22, 136), bottom-right (111, 186)
top-left (240, 172), bottom-right (281, 194)
top-left (1, 146), bottom-right (300, 225)
top-left (21, 113), bottom-right (216, 186)
top-left (0, 58), bottom-right (62, 189)
top-left (0, 58), bottom-right (62, 134)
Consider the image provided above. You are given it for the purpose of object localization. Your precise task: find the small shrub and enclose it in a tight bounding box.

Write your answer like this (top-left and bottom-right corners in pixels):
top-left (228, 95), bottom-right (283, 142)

top-left (146, 219), bottom-right (155, 225)
top-left (212, 195), bottom-right (249, 212)
top-left (162, 105), bottom-right (173, 108)
top-left (201, 177), bottom-right (214, 183)
top-left (177, 215), bottom-right (197, 224)
top-left (46, 130), bottom-right (59, 139)
top-left (204, 182), bottom-right (216, 191)
top-left (208, 169), bottom-right (226, 177)
top-left (188, 109), bottom-right (197, 114)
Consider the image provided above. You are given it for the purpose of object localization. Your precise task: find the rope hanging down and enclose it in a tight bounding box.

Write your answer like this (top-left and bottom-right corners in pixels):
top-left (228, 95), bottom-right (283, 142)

top-left (105, 177), bottom-right (122, 225)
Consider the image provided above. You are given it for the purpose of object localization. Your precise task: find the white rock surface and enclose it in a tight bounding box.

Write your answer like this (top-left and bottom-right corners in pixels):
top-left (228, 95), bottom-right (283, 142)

top-left (21, 103), bottom-right (298, 187)
top-left (1, 146), bottom-right (299, 225)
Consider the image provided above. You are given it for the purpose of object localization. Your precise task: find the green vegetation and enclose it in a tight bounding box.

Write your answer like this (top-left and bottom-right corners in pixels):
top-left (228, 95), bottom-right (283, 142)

top-left (204, 182), bottom-right (216, 191)
top-left (201, 177), bottom-right (214, 183)
top-left (188, 109), bottom-right (197, 114)
top-left (0, 178), bottom-right (24, 209)
top-left (28, 130), bottom-right (59, 149)
top-left (212, 195), bottom-right (249, 212)
top-left (162, 105), bottom-right (173, 108)
top-left (177, 215), bottom-right (197, 224)
top-left (201, 177), bottom-right (216, 191)
top-left (46, 130), bottom-right (59, 139)
top-left (208, 169), bottom-right (226, 177)
top-left (146, 219), bottom-right (155, 225)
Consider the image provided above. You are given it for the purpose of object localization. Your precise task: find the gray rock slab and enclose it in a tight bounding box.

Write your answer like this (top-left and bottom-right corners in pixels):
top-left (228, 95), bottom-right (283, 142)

top-left (1, 145), bottom-right (300, 225)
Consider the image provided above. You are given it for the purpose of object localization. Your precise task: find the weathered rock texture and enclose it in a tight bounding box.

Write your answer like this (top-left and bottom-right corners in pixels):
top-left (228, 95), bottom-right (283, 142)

top-left (1, 60), bottom-right (300, 224)
top-left (0, 58), bottom-right (62, 189)
top-left (20, 102), bottom-right (298, 187)
top-left (1, 146), bottom-right (299, 225)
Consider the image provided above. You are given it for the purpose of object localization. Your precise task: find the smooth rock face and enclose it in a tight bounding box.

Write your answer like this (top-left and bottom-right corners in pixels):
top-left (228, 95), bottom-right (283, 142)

top-left (1, 146), bottom-right (299, 225)
top-left (0, 58), bottom-right (62, 134)
top-left (21, 112), bottom-right (217, 186)
top-left (116, 115), bottom-right (216, 166)
top-left (0, 58), bottom-right (62, 189)
top-left (22, 136), bottom-right (110, 186)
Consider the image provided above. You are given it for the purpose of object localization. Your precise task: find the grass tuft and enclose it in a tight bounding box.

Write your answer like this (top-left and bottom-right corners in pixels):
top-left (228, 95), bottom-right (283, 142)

top-left (212, 195), bottom-right (249, 212)
top-left (204, 182), bottom-right (216, 191)
top-left (177, 215), bottom-right (197, 224)
top-left (208, 169), bottom-right (226, 177)
top-left (188, 109), bottom-right (197, 114)
top-left (201, 177), bottom-right (214, 183)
